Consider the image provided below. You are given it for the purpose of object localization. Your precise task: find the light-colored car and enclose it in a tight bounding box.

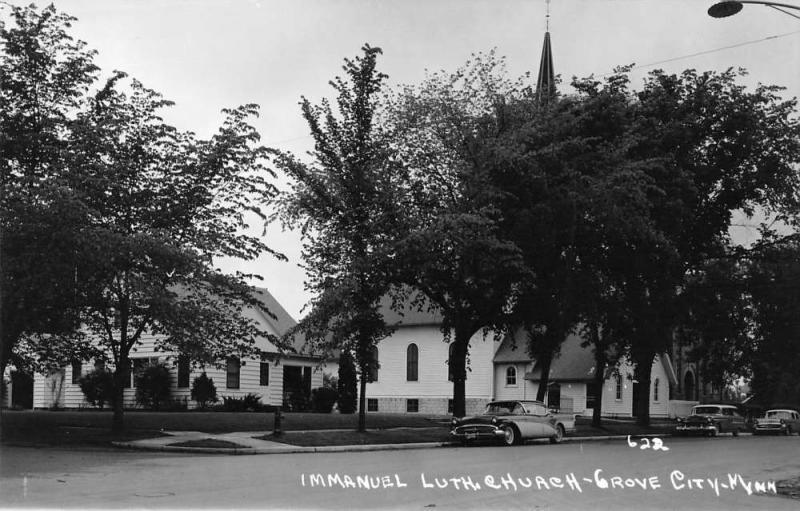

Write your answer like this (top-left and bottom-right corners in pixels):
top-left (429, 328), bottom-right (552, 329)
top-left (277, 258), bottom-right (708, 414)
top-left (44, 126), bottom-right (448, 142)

top-left (450, 400), bottom-right (576, 446)
top-left (754, 409), bottom-right (800, 435)
top-left (676, 404), bottom-right (746, 436)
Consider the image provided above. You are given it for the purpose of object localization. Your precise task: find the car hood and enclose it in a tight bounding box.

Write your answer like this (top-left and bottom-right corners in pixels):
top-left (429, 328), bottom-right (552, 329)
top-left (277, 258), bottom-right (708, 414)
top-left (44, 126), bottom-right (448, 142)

top-left (455, 415), bottom-right (505, 426)
top-left (685, 414), bottom-right (718, 421)
top-left (756, 418), bottom-right (784, 424)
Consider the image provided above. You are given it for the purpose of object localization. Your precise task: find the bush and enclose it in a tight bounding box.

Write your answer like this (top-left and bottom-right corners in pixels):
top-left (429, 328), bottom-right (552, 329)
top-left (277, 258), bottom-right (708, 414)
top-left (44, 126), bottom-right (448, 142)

top-left (220, 393), bottom-right (264, 412)
top-left (311, 386), bottom-right (339, 413)
top-left (191, 373), bottom-right (218, 409)
top-left (337, 351), bottom-right (358, 414)
top-left (135, 363), bottom-right (172, 410)
top-left (78, 368), bottom-right (115, 409)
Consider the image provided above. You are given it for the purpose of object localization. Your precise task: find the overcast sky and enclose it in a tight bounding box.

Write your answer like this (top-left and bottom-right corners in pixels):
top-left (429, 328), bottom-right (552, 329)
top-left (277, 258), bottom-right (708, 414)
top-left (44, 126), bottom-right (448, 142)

top-left (10, 0), bottom-right (800, 319)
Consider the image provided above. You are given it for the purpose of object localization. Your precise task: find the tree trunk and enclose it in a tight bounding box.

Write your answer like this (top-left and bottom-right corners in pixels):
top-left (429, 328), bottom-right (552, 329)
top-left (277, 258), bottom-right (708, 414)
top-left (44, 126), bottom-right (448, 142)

top-left (535, 353), bottom-right (553, 402)
top-left (450, 329), bottom-right (470, 418)
top-left (357, 373), bottom-right (367, 433)
top-left (633, 353), bottom-right (654, 427)
top-left (111, 355), bottom-right (129, 433)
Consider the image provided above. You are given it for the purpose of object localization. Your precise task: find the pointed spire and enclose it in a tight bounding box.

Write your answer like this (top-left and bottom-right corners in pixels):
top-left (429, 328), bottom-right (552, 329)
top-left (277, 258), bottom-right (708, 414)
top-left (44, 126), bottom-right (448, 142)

top-left (536, 0), bottom-right (555, 104)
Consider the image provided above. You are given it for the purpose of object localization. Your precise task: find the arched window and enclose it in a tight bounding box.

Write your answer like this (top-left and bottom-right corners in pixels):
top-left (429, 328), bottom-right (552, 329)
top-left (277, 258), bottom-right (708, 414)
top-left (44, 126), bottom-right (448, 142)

top-left (653, 378), bottom-right (660, 402)
top-left (615, 374), bottom-right (623, 400)
top-left (447, 343), bottom-right (456, 382)
top-left (506, 366), bottom-right (517, 386)
top-left (368, 346), bottom-right (379, 383)
top-left (406, 343), bottom-right (419, 381)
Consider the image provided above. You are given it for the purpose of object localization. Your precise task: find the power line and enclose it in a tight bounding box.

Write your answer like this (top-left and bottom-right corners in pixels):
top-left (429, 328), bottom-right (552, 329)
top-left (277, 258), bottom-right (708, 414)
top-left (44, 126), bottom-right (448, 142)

top-left (598, 29), bottom-right (800, 77)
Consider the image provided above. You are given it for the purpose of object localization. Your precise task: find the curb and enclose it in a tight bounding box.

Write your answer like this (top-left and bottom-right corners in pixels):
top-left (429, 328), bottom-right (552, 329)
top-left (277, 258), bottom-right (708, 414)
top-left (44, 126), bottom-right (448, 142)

top-left (112, 431), bottom-right (686, 455)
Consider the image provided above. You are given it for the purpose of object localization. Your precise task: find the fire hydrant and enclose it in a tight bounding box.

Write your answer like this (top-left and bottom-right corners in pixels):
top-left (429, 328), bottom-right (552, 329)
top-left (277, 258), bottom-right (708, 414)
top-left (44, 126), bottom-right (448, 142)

top-left (273, 407), bottom-right (283, 436)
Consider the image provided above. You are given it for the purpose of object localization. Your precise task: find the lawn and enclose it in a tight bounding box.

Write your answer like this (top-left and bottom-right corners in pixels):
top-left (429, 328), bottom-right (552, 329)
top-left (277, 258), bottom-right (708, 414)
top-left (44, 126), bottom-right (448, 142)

top-left (0, 409), bottom-right (676, 448)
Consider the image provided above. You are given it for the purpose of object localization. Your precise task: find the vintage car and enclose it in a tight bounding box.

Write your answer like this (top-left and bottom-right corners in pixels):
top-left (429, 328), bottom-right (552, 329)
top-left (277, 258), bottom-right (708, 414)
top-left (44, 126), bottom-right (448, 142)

top-left (450, 400), bottom-right (576, 446)
top-left (754, 409), bottom-right (800, 435)
top-left (675, 404), bottom-right (746, 437)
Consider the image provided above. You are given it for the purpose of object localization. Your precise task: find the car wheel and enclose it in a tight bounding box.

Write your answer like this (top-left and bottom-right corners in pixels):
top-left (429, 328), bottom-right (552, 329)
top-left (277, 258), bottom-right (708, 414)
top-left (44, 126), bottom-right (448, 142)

top-left (550, 424), bottom-right (565, 444)
top-left (501, 425), bottom-right (519, 446)
top-left (732, 427), bottom-right (739, 437)
top-left (709, 425), bottom-right (719, 437)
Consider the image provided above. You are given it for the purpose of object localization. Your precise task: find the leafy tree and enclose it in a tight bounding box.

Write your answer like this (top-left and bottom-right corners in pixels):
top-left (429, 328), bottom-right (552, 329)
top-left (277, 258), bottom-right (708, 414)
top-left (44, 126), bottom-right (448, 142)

top-left (336, 350), bottom-right (358, 414)
top-left (619, 68), bottom-right (800, 425)
top-left (0, 3), bottom-right (100, 383)
top-left (746, 236), bottom-right (800, 406)
top-left (67, 71), bottom-right (283, 431)
top-left (383, 52), bottom-right (527, 417)
top-left (191, 373), bottom-right (218, 409)
top-left (679, 256), bottom-right (753, 399)
top-left (271, 45), bottom-right (404, 431)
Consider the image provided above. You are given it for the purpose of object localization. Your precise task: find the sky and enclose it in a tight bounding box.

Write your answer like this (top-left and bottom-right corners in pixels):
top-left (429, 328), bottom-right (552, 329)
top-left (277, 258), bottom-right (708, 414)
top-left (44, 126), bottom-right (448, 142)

top-left (5, 0), bottom-right (799, 320)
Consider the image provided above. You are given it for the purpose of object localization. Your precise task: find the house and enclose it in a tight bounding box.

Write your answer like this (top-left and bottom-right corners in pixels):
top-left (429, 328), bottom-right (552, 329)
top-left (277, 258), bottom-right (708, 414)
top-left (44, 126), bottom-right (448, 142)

top-left (28, 287), bottom-right (326, 410)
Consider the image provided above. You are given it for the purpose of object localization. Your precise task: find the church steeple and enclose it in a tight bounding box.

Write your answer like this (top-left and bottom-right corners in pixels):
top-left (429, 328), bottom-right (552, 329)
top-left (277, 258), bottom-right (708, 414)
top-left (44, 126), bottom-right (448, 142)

top-left (535, 0), bottom-right (555, 102)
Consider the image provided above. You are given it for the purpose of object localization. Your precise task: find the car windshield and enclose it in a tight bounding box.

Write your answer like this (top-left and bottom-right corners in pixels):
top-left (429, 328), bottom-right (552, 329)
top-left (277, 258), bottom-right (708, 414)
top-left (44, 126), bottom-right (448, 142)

top-left (693, 406), bottom-right (721, 415)
top-left (485, 402), bottom-right (518, 415)
top-left (766, 411), bottom-right (792, 419)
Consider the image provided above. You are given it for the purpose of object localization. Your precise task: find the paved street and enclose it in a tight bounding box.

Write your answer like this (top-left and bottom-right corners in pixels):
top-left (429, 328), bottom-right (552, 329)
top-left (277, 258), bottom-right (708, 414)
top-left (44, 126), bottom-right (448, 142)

top-left (1, 435), bottom-right (798, 510)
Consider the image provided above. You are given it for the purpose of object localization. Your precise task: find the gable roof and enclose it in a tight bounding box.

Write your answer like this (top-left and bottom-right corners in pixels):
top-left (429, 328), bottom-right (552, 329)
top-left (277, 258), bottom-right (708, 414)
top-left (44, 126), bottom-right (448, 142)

top-left (378, 291), bottom-right (443, 326)
top-left (251, 287), bottom-right (297, 336)
top-left (524, 333), bottom-right (598, 382)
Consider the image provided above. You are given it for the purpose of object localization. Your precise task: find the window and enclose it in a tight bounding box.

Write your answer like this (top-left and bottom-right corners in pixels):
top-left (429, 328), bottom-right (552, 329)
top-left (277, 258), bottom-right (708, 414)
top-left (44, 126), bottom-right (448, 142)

top-left (615, 374), bottom-right (623, 400)
top-left (71, 360), bottom-right (82, 384)
top-left (260, 362), bottom-right (270, 386)
top-left (177, 356), bottom-right (190, 388)
top-left (448, 343), bottom-right (456, 382)
top-left (367, 347), bottom-right (379, 383)
top-left (367, 398), bottom-right (378, 412)
top-left (226, 357), bottom-right (240, 389)
top-left (505, 366), bottom-right (517, 386)
top-left (586, 382), bottom-right (599, 409)
top-left (653, 378), bottom-right (660, 402)
top-left (406, 343), bottom-right (419, 381)
top-left (406, 399), bottom-right (419, 413)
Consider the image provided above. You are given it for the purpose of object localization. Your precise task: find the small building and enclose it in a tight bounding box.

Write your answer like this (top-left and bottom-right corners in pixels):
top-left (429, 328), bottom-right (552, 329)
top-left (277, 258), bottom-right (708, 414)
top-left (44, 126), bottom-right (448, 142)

top-left (29, 288), bottom-right (326, 410)
top-left (494, 331), bottom-right (678, 418)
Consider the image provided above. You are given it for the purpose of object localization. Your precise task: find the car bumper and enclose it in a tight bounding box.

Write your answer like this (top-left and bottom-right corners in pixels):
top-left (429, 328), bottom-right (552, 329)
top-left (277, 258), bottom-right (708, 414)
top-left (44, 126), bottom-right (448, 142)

top-left (754, 425), bottom-right (786, 434)
top-left (676, 424), bottom-right (716, 433)
top-left (450, 426), bottom-right (506, 441)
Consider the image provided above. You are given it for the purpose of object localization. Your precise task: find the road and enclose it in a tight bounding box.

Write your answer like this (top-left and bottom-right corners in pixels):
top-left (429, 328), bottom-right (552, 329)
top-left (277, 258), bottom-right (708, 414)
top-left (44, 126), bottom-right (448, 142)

top-left (1, 435), bottom-right (798, 510)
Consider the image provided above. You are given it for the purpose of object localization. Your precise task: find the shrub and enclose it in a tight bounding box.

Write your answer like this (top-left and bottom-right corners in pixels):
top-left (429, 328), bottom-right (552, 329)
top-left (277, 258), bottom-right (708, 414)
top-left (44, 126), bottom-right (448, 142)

top-left (78, 368), bottom-right (115, 409)
top-left (191, 373), bottom-right (218, 409)
top-left (135, 363), bottom-right (172, 410)
top-left (311, 386), bottom-right (338, 413)
top-left (337, 351), bottom-right (358, 414)
top-left (220, 393), bottom-right (264, 412)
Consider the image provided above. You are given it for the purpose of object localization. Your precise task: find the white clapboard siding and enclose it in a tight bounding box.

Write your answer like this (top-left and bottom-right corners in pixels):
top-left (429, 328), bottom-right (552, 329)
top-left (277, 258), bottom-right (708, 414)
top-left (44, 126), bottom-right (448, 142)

top-left (33, 329), bottom-right (324, 409)
top-left (365, 325), bottom-right (499, 400)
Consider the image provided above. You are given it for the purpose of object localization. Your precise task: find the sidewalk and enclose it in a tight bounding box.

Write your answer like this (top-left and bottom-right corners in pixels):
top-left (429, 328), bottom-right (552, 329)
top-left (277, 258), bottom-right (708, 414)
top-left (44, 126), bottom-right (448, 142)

top-left (112, 428), bottom-right (681, 455)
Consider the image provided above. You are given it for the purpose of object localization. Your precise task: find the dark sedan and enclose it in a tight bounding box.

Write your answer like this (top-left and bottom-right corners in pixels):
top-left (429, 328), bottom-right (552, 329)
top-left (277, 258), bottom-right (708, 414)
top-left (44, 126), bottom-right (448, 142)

top-left (675, 404), bottom-right (746, 437)
top-left (450, 400), bottom-right (576, 446)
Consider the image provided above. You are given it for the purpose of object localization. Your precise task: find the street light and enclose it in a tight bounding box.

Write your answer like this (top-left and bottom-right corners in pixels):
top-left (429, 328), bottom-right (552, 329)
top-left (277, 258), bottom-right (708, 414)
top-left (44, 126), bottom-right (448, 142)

top-left (708, 1), bottom-right (800, 20)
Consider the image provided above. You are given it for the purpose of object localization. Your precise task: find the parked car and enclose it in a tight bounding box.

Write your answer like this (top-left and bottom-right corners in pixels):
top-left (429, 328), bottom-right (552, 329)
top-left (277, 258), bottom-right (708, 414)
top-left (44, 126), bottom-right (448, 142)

top-left (675, 404), bottom-right (746, 437)
top-left (450, 400), bottom-right (576, 446)
top-left (754, 409), bottom-right (800, 436)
